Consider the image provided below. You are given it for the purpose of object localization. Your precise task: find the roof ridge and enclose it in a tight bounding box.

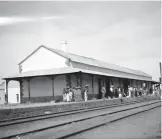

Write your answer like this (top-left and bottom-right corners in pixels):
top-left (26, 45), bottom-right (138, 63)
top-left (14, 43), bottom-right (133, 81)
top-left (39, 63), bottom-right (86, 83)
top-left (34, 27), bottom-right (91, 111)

top-left (46, 46), bottom-right (150, 76)
top-left (48, 47), bottom-right (97, 60)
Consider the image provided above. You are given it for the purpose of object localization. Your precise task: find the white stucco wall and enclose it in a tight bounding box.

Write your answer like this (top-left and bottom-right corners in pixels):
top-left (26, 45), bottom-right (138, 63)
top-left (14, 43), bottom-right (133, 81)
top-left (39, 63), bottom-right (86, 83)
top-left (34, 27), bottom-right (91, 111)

top-left (20, 47), bottom-right (68, 72)
top-left (22, 75), bottom-right (67, 98)
top-left (0, 90), bottom-right (5, 104)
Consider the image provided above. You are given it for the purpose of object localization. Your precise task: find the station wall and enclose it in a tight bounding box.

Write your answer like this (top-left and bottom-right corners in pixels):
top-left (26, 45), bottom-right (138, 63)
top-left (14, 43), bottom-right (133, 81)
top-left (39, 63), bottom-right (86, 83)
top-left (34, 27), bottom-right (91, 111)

top-left (21, 72), bottom-right (153, 103)
top-left (22, 75), bottom-right (67, 102)
top-left (21, 73), bottom-right (102, 103)
top-left (20, 47), bottom-right (68, 73)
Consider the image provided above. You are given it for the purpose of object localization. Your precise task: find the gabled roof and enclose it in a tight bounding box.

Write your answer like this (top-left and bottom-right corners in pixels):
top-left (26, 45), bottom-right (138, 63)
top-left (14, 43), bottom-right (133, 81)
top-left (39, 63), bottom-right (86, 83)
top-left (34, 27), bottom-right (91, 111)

top-left (18, 45), bottom-right (151, 78)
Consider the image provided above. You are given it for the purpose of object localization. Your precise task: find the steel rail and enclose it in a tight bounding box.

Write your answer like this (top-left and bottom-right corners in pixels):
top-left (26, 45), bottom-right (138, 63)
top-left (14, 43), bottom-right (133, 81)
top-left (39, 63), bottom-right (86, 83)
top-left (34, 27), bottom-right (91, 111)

top-left (0, 100), bottom-right (160, 139)
top-left (0, 99), bottom-right (156, 127)
top-left (57, 104), bottom-right (160, 139)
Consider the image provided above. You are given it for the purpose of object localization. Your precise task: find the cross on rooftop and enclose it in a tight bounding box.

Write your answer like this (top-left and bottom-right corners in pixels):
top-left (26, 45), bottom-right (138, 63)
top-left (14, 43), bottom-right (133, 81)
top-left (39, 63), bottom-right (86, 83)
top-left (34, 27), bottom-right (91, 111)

top-left (61, 40), bottom-right (68, 45)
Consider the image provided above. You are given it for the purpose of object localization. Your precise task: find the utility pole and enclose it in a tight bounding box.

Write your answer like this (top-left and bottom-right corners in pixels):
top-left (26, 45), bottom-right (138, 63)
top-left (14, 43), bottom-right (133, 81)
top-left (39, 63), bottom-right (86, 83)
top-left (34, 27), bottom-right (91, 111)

top-left (159, 62), bottom-right (162, 93)
top-left (160, 62), bottom-right (162, 79)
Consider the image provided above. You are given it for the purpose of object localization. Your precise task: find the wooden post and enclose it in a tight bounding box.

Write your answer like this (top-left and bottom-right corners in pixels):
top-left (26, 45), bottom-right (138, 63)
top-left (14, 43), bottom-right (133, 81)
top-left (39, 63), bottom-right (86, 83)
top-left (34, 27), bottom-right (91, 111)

top-left (51, 76), bottom-right (55, 101)
top-left (48, 76), bottom-right (55, 101)
top-left (76, 73), bottom-right (79, 86)
top-left (5, 80), bottom-right (9, 103)
top-left (80, 72), bottom-right (83, 92)
top-left (27, 78), bottom-right (31, 101)
top-left (19, 80), bottom-right (23, 103)
top-left (92, 74), bottom-right (94, 98)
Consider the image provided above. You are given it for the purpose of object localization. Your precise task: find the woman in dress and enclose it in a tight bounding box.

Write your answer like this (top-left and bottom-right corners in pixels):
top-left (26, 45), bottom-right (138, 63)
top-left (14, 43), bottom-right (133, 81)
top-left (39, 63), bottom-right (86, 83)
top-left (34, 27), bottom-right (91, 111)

top-left (84, 85), bottom-right (88, 102)
top-left (118, 87), bottom-right (122, 99)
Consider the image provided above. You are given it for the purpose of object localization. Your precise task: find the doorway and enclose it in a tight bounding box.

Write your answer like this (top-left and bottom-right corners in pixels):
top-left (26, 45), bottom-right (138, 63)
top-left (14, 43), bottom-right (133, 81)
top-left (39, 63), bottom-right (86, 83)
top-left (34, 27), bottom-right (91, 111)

top-left (123, 79), bottom-right (130, 95)
top-left (105, 78), bottom-right (110, 98)
top-left (98, 78), bottom-right (102, 99)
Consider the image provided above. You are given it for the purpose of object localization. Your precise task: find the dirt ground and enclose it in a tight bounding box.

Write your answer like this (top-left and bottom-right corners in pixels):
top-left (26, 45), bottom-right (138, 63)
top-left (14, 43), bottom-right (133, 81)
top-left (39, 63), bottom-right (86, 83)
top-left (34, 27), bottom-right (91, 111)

top-left (68, 106), bottom-right (161, 139)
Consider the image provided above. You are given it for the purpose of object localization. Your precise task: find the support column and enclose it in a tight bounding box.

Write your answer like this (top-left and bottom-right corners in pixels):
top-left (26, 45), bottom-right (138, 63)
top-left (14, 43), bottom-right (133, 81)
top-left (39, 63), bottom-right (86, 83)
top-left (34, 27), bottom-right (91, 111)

top-left (27, 78), bottom-right (31, 101)
top-left (66, 74), bottom-right (71, 87)
top-left (80, 72), bottom-right (83, 91)
top-left (48, 76), bottom-right (56, 101)
top-left (91, 74), bottom-right (94, 98)
top-left (76, 73), bottom-right (79, 86)
top-left (5, 80), bottom-right (9, 104)
top-left (119, 78), bottom-right (121, 88)
top-left (51, 76), bottom-right (55, 101)
top-left (19, 80), bottom-right (23, 103)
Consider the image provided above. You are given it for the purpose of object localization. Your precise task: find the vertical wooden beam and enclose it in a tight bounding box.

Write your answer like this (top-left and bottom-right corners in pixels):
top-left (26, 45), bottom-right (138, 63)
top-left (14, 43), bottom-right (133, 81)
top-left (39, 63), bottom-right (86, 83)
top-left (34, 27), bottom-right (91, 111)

top-left (5, 80), bottom-right (9, 104)
top-left (27, 78), bottom-right (31, 101)
top-left (66, 74), bottom-right (71, 87)
top-left (92, 74), bottom-right (94, 98)
top-left (19, 80), bottom-right (23, 103)
top-left (79, 72), bottom-right (83, 92)
top-left (76, 73), bottom-right (79, 86)
top-left (118, 78), bottom-right (120, 88)
top-left (67, 74), bottom-right (71, 88)
top-left (51, 76), bottom-right (55, 101)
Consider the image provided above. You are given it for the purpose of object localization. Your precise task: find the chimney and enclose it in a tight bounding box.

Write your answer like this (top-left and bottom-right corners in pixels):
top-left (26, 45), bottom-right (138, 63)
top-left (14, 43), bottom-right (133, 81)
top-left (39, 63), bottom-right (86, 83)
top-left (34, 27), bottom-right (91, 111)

top-left (61, 40), bottom-right (68, 52)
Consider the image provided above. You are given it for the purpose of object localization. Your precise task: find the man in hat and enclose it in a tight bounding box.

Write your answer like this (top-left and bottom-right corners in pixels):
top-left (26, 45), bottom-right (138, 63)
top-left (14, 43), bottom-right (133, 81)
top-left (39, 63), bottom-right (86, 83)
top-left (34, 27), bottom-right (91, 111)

top-left (73, 86), bottom-right (82, 101)
top-left (69, 87), bottom-right (74, 102)
top-left (63, 86), bottom-right (69, 102)
top-left (110, 85), bottom-right (114, 98)
top-left (128, 86), bottom-right (133, 97)
top-left (66, 86), bottom-right (70, 102)
top-left (118, 87), bottom-right (122, 99)
top-left (101, 86), bottom-right (106, 99)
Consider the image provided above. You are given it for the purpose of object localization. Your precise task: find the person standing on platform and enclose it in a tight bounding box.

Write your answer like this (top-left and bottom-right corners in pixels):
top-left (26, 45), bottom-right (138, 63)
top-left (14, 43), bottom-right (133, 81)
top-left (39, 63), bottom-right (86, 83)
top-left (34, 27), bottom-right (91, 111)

top-left (127, 86), bottom-right (132, 98)
top-left (63, 86), bottom-right (69, 102)
top-left (66, 86), bottom-right (70, 102)
top-left (69, 88), bottom-right (74, 102)
top-left (63, 88), bottom-right (67, 102)
top-left (135, 87), bottom-right (138, 97)
top-left (101, 86), bottom-right (106, 99)
top-left (83, 85), bottom-right (88, 101)
top-left (110, 85), bottom-right (114, 98)
top-left (118, 87), bottom-right (122, 99)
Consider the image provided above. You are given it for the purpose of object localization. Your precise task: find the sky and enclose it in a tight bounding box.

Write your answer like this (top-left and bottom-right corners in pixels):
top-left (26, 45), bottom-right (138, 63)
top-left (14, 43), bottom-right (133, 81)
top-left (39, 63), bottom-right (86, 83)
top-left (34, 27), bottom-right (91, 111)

top-left (0, 1), bottom-right (161, 82)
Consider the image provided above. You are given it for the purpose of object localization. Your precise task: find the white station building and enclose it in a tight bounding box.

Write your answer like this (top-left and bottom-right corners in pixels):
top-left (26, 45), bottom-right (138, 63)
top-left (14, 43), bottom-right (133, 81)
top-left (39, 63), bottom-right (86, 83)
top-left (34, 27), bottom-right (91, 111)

top-left (3, 45), bottom-right (158, 103)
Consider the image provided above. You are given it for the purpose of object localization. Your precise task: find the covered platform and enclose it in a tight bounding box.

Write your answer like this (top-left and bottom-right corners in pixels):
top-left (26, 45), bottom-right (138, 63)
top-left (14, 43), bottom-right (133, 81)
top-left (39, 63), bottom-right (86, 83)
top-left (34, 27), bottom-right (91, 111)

top-left (2, 67), bottom-right (157, 104)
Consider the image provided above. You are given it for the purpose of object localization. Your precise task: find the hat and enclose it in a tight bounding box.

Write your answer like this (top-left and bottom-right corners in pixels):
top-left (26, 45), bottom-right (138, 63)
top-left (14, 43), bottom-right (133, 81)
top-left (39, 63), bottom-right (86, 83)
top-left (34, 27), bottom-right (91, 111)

top-left (67, 86), bottom-right (70, 89)
top-left (110, 85), bottom-right (114, 88)
top-left (75, 86), bottom-right (81, 89)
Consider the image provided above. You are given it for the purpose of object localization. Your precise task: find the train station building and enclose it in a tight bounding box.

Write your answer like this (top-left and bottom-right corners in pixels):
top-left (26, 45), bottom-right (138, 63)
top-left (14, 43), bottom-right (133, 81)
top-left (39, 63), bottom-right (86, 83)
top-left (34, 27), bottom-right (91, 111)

top-left (3, 45), bottom-right (158, 103)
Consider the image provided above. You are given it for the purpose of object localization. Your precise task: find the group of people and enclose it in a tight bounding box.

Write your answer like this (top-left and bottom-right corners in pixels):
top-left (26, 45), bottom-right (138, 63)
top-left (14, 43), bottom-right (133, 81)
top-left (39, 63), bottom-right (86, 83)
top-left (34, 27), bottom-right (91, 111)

top-left (63, 84), bottom-right (161, 102)
top-left (63, 85), bottom-right (89, 102)
top-left (63, 86), bottom-right (74, 102)
top-left (153, 87), bottom-right (161, 96)
top-left (100, 85), bottom-right (155, 100)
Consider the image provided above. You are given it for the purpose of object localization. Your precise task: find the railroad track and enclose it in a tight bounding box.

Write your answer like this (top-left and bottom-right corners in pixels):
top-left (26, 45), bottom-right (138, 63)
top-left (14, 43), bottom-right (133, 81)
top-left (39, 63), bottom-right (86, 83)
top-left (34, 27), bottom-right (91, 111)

top-left (0, 100), bottom-right (160, 139)
top-left (0, 98), bottom-right (157, 127)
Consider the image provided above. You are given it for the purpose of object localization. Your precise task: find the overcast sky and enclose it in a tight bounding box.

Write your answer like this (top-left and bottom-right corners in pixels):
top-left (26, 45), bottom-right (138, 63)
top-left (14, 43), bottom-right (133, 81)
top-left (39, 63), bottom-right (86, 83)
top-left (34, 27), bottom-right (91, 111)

top-left (0, 1), bottom-right (161, 81)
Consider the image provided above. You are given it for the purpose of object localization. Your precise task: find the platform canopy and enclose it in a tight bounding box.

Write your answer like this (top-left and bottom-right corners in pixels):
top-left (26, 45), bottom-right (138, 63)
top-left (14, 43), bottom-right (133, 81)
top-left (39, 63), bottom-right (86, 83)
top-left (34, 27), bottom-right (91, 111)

top-left (3, 67), bottom-right (152, 82)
